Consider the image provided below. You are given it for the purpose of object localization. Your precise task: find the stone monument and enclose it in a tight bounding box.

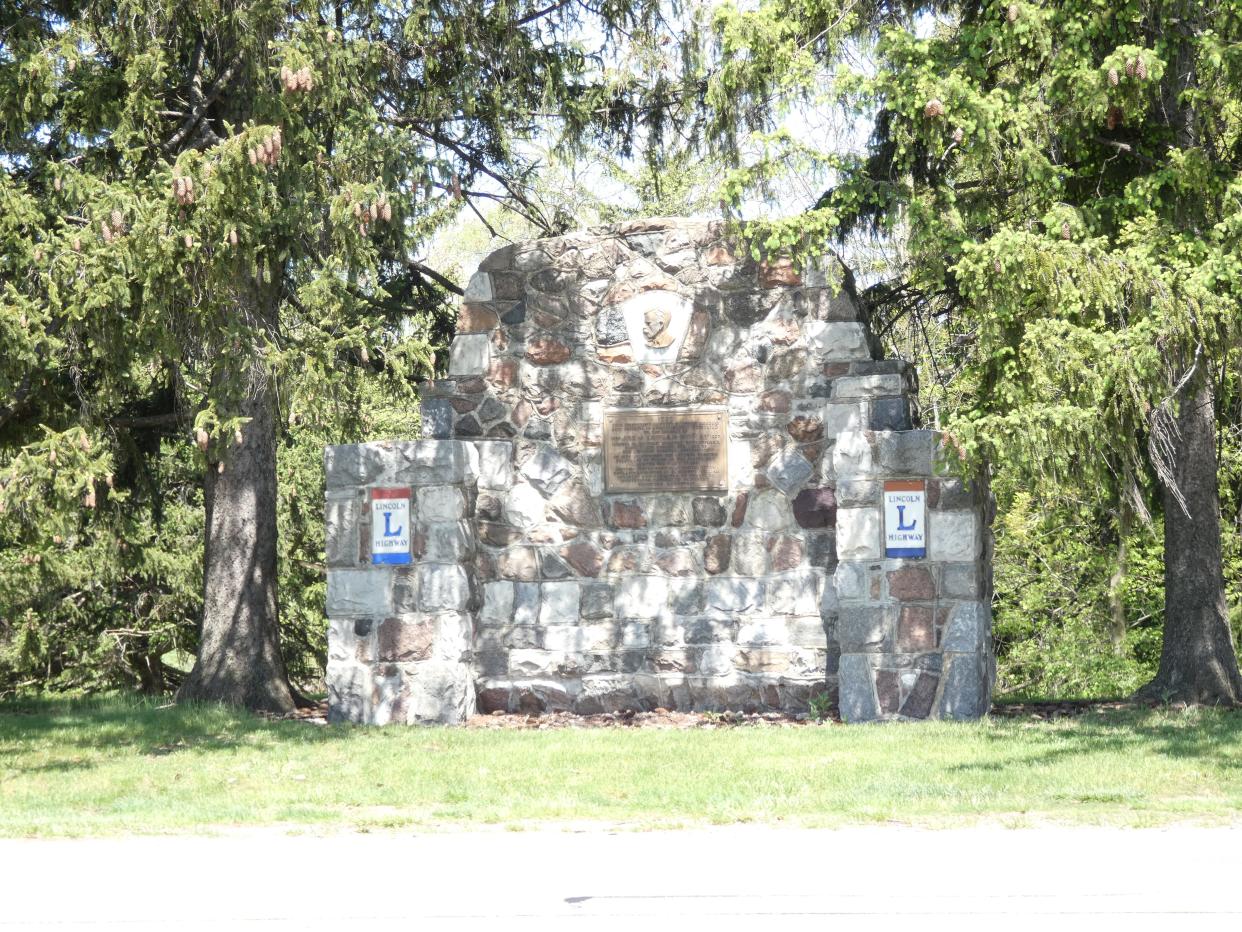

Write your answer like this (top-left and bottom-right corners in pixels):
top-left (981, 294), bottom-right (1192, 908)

top-left (324, 218), bottom-right (994, 724)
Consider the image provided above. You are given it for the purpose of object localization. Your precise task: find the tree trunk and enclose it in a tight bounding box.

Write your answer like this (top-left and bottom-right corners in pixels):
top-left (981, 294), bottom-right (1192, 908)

top-left (177, 370), bottom-right (295, 713)
top-left (1135, 373), bottom-right (1242, 705)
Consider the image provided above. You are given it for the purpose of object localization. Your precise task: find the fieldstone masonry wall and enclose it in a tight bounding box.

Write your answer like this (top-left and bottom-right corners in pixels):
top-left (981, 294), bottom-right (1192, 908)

top-left (324, 218), bottom-right (993, 724)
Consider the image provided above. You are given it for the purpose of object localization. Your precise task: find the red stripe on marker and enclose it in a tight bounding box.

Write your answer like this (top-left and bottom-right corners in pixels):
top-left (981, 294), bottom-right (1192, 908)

top-left (370, 487), bottom-right (409, 500)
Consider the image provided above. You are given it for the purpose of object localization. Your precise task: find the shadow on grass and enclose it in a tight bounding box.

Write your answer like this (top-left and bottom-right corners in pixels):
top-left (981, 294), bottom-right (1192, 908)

top-left (959, 707), bottom-right (1242, 775)
top-left (0, 694), bottom-right (342, 775)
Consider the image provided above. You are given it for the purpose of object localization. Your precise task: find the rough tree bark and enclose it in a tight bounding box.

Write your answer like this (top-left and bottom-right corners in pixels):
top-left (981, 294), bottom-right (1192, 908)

top-left (1136, 372), bottom-right (1242, 705)
top-left (177, 365), bottom-right (295, 713)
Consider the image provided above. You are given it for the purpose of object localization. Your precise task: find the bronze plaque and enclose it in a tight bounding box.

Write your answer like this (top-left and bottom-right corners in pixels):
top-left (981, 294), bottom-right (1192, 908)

top-left (603, 408), bottom-right (728, 492)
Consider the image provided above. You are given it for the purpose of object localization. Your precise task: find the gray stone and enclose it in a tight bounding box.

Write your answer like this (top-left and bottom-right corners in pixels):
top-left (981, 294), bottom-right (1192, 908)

top-left (768, 573), bottom-right (819, 615)
top-left (326, 569), bottom-right (391, 616)
top-left (836, 508), bottom-right (881, 560)
top-left (832, 431), bottom-right (876, 479)
top-left (804, 321), bottom-right (870, 361)
top-left (832, 374), bottom-right (903, 399)
top-left (416, 564), bottom-right (470, 612)
top-left (877, 430), bottom-right (936, 476)
top-left (372, 440), bottom-right (474, 486)
top-left (941, 563), bottom-right (984, 599)
top-left (743, 489), bottom-right (790, 530)
top-left (408, 661), bottom-right (476, 724)
top-left (766, 447), bottom-right (813, 496)
top-left (596, 305), bottom-right (628, 346)
top-left (448, 333), bottom-right (490, 376)
top-left (615, 576), bottom-right (669, 620)
top-left (520, 445), bottom-right (575, 496)
top-left (870, 398), bottom-right (910, 431)
top-left (476, 441), bottom-right (513, 490)
top-left (422, 521), bottom-right (471, 562)
top-left (462, 271), bottom-right (494, 302)
top-left (732, 531), bottom-right (768, 576)
top-left (420, 398), bottom-right (454, 439)
top-left (510, 582), bottom-right (541, 625)
top-left (539, 581), bottom-right (581, 626)
top-left (837, 606), bottom-right (890, 652)
top-left (580, 582), bottom-right (614, 620)
top-left (326, 659), bottom-right (372, 723)
top-left (940, 653), bottom-right (988, 720)
top-left (504, 481), bottom-right (547, 528)
top-left (834, 479), bottom-right (882, 507)
top-left (838, 653), bottom-right (879, 723)
top-left (480, 581), bottom-right (515, 626)
top-left (942, 601), bottom-right (989, 653)
top-left (417, 485), bottom-right (465, 522)
top-left (669, 577), bottom-right (705, 615)
top-left (324, 494), bottom-right (359, 567)
top-left (821, 402), bottom-right (865, 438)
top-left (704, 577), bottom-right (763, 618)
top-left (929, 511), bottom-right (981, 561)
top-left (324, 444), bottom-right (364, 489)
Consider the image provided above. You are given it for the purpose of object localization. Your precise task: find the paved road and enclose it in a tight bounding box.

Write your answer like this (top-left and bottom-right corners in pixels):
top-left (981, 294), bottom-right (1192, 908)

top-left (3, 825), bottom-right (1240, 930)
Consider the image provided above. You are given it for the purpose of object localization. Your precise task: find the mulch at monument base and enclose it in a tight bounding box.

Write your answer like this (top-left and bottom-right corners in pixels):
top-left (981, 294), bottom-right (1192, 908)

top-left (275, 698), bottom-right (1171, 727)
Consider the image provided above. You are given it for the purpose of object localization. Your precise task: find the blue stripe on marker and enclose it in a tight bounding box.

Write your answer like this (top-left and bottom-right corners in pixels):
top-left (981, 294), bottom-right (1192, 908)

top-left (371, 552), bottom-right (411, 565)
top-left (886, 547), bottom-right (926, 559)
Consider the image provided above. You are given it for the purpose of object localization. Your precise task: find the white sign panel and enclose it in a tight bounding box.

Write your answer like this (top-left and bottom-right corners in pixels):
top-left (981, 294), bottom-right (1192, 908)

top-left (884, 480), bottom-right (926, 559)
top-left (370, 488), bottom-right (411, 565)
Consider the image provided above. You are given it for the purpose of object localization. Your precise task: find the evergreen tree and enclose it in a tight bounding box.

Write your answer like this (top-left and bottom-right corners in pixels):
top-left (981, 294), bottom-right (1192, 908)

top-left (0, 1), bottom-right (658, 709)
top-left (703, 0), bottom-right (1242, 703)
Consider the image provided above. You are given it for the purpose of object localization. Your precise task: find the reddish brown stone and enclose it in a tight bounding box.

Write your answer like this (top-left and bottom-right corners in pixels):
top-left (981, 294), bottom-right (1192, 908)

top-left (457, 303), bottom-right (499, 332)
top-left (377, 618), bottom-right (434, 662)
top-left (476, 493), bottom-right (503, 520)
top-left (655, 549), bottom-right (696, 577)
top-left (822, 362), bottom-right (850, 378)
top-left (758, 390), bottom-right (792, 413)
top-left (900, 672), bottom-right (938, 719)
top-left (608, 499), bottom-right (647, 529)
top-left (526, 527), bottom-right (561, 544)
top-left (897, 606), bottom-right (936, 652)
top-left (486, 357), bottom-right (519, 388)
top-left (598, 343), bottom-right (633, 364)
top-left (765, 316), bottom-right (801, 345)
top-left (497, 547), bottom-right (540, 581)
top-left (888, 566), bottom-right (936, 601)
top-left (450, 397), bottom-right (477, 414)
top-left (490, 329), bottom-right (509, 353)
top-left (530, 310), bottom-right (564, 330)
top-left (704, 534), bottom-right (732, 574)
top-left (457, 377), bottom-right (485, 394)
top-left (759, 257), bottom-right (801, 288)
top-left (534, 394), bottom-right (559, 416)
top-left (875, 670), bottom-right (900, 714)
top-left (550, 481), bottom-right (601, 527)
top-left (724, 362), bottom-right (760, 393)
top-left (525, 335), bottom-right (572, 365)
top-left (767, 535), bottom-right (805, 573)
top-left (787, 416), bottom-right (824, 443)
top-left (606, 548), bottom-right (639, 574)
top-left (478, 521), bottom-right (522, 547)
top-left (792, 487), bottom-right (837, 529)
top-left (477, 686), bottom-right (512, 714)
top-left (561, 539), bottom-right (603, 577)
top-left (410, 530), bottom-right (427, 560)
top-left (511, 399), bottom-right (533, 428)
top-left (730, 492), bottom-right (749, 528)
top-left (870, 573), bottom-right (882, 600)
top-left (703, 244), bottom-right (734, 266)
top-left (679, 309), bottom-right (710, 360)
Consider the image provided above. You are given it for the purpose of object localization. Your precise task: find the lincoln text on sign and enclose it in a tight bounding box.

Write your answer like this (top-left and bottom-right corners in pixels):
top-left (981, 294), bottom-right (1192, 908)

top-left (883, 479), bottom-right (926, 558)
top-left (603, 408), bottom-right (728, 492)
top-left (370, 487), bottom-right (412, 565)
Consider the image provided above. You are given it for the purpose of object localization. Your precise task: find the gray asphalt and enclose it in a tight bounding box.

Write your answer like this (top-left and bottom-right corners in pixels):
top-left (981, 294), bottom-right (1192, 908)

top-left (3, 825), bottom-right (1240, 930)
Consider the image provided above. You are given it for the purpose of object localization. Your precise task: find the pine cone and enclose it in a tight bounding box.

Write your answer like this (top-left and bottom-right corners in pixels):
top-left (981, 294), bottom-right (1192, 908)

top-left (1125, 58), bottom-right (1136, 77)
top-left (53, 176), bottom-right (62, 192)
top-left (1108, 67), bottom-right (1119, 86)
top-left (248, 148), bottom-right (258, 166)
top-left (1135, 58), bottom-right (1147, 80)
top-left (110, 209), bottom-right (124, 232)
top-left (1007, 3), bottom-right (1019, 23)
top-left (380, 202), bottom-right (392, 222)
top-left (924, 98), bottom-right (945, 118)
top-left (1060, 221), bottom-right (1071, 240)
top-left (194, 428), bottom-right (209, 452)
top-left (183, 233), bottom-right (193, 248)
top-left (228, 229), bottom-right (239, 246)
top-left (952, 127), bottom-right (964, 144)
top-left (83, 488), bottom-right (96, 509)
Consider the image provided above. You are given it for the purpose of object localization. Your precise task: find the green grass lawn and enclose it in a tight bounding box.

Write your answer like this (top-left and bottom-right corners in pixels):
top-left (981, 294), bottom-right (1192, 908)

top-left (1, 696), bottom-right (1240, 837)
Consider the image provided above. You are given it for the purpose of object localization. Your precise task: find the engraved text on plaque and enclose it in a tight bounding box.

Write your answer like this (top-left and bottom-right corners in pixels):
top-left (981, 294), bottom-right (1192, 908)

top-left (603, 408), bottom-right (728, 492)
